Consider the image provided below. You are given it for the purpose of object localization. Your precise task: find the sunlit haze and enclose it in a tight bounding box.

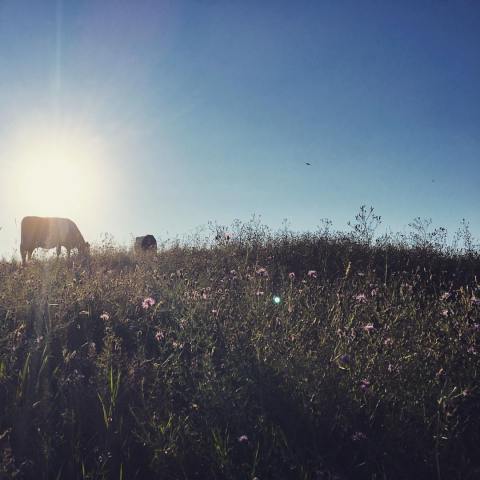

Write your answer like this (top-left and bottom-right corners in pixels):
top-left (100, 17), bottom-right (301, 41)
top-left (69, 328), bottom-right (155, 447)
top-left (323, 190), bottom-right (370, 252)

top-left (0, 0), bottom-right (479, 257)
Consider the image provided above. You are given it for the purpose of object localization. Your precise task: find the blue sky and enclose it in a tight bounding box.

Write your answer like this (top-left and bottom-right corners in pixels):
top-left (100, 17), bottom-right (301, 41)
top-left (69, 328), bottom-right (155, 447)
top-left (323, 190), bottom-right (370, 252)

top-left (0, 0), bottom-right (479, 256)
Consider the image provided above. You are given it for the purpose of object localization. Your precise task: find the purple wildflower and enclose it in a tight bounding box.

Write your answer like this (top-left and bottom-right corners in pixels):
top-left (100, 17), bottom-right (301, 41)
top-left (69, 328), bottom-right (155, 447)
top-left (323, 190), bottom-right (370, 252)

top-left (340, 354), bottom-right (351, 364)
top-left (307, 270), bottom-right (318, 278)
top-left (363, 323), bottom-right (375, 333)
top-left (238, 435), bottom-right (248, 443)
top-left (360, 379), bottom-right (371, 391)
top-left (351, 431), bottom-right (367, 441)
top-left (288, 272), bottom-right (296, 280)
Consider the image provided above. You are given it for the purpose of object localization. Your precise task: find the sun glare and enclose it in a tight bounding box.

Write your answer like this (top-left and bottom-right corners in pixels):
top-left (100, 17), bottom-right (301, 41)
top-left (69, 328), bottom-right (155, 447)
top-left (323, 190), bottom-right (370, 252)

top-left (4, 122), bottom-right (107, 218)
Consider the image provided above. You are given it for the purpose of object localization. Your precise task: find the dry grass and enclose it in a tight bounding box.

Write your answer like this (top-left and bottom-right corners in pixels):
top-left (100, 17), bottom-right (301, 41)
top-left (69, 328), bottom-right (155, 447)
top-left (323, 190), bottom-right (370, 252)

top-left (0, 219), bottom-right (479, 479)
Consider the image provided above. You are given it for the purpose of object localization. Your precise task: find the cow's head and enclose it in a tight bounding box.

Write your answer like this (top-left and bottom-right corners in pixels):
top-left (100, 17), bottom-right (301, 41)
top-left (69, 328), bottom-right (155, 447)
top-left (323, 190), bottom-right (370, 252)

top-left (79, 241), bottom-right (90, 256)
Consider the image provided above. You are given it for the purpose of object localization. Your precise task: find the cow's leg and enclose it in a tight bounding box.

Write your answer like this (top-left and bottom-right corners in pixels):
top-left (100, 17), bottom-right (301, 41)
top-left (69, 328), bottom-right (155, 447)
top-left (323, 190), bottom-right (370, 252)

top-left (56, 245), bottom-right (61, 258)
top-left (27, 250), bottom-right (33, 261)
top-left (20, 246), bottom-right (27, 266)
top-left (67, 248), bottom-right (71, 259)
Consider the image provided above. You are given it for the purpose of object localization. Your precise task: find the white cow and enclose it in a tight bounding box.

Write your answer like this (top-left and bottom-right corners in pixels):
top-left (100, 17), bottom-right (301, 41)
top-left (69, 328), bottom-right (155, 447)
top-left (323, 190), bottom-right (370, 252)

top-left (20, 216), bottom-right (89, 265)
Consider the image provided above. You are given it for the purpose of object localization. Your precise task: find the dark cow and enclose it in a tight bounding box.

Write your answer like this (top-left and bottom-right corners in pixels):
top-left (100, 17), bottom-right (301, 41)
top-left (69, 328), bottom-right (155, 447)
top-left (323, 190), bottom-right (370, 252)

top-left (20, 216), bottom-right (89, 265)
top-left (134, 235), bottom-right (157, 254)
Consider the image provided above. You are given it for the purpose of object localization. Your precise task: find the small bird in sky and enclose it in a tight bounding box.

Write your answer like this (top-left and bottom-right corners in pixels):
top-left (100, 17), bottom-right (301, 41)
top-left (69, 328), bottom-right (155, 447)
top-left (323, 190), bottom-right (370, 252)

top-left (305, 162), bottom-right (312, 166)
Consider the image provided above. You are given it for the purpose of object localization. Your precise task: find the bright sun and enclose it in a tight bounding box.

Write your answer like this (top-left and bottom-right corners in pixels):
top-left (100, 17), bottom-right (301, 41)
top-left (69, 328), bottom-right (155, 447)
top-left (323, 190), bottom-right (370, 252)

top-left (5, 122), bottom-right (106, 217)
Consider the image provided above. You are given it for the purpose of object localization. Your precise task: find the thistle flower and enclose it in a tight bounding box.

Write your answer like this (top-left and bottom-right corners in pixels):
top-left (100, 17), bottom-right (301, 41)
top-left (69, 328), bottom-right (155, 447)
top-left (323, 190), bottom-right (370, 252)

top-left (307, 270), bottom-right (317, 278)
top-left (440, 292), bottom-right (451, 301)
top-left (142, 297), bottom-right (156, 309)
top-left (340, 354), bottom-right (351, 364)
top-left (355, 293), bottom-right (367, 304)
top-left (471, 295), bottom-right (480, 306)
top-left (100, 312), bottom-right (110, 321)
top-left (363, 323), bottom-right (375, 332)
top-left (155, 330), bottom-right (165, 342)
top-left (256, 267), bottom-right (268, 277)
top-left (238, 435), bottom-right (248, 443)
top-left (288, 272), bottom-right (296, 280)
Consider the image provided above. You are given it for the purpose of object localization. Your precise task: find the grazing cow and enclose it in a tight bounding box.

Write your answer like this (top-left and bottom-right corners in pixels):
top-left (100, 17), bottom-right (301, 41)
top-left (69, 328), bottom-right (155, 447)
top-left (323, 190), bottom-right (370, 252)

top-left (134, 235), bottom-right (157, 254)
top-left (20, 216), bottom-right (90, 265)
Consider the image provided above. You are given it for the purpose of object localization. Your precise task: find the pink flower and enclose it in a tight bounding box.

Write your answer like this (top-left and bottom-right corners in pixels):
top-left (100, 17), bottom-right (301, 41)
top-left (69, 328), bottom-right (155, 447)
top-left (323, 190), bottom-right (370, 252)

top-left (355, 293), bottom-right (367, 304)
top-left (100, 312), bottom-right (110, 321)
top-left (238, 435), bottom-right (248, 443)
top-left (440, 292), bottom-right (451, 301)
top-left (155, 330), bottom-right (165, 342)
top-left (363, 323), bottom-right (375, 332)
top-left (256, 267), bottom-right (268, 277)
top-left (371, 288), bottom-right (379, 297)
top-left (440, 309), bottom-right (449, 317)
top-left (288, 272), bottom-right (296, 280)
top-left (307, 270), bottom-right (317, 278)
top-left (142, 297), bottom-right (156, 309)
top-left (384, 337), bottom-right (393, 346)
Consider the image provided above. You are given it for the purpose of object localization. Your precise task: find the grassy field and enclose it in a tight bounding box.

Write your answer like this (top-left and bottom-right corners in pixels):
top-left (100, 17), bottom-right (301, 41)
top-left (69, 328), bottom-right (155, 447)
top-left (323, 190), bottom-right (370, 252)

top-left (1, 219), bottom-right (479, 479)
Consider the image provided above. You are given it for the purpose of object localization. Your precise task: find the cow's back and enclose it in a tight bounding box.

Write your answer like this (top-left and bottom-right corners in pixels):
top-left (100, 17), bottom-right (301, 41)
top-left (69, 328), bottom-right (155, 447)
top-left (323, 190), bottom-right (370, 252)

top-left (21, 216), bottom-right (80, 249)
top-left (134, 235), bottom-right (157, 253)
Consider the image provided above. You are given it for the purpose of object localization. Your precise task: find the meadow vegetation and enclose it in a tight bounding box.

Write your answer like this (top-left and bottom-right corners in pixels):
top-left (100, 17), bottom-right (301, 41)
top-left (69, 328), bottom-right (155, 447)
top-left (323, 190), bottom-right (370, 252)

top-left (0, 208), bottom-right (479, 479)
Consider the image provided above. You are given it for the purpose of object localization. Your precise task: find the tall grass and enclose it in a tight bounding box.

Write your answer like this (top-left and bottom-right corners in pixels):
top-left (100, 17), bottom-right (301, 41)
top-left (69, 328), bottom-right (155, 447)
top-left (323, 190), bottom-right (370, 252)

top-left (0, 212), bottom-right (479, 479)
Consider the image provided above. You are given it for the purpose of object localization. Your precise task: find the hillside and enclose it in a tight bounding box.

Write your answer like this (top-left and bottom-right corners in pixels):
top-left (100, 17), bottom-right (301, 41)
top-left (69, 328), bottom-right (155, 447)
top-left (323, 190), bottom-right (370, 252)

top-left (1, 228), bottom-right (480, 479)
